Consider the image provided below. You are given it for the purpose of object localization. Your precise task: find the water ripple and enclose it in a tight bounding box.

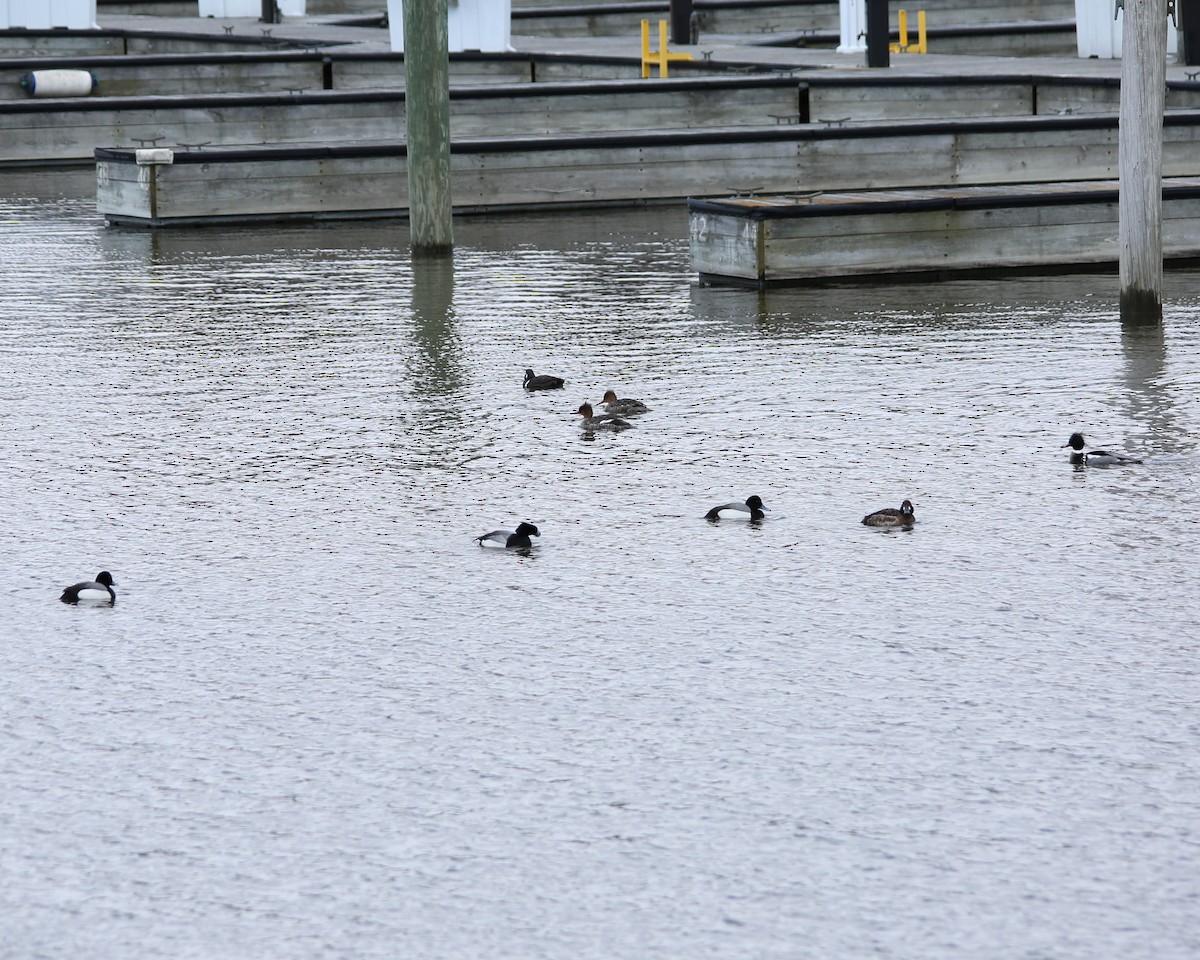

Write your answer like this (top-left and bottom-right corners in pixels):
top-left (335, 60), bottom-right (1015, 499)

top-left (2, 170), bottom-right (1198, 960)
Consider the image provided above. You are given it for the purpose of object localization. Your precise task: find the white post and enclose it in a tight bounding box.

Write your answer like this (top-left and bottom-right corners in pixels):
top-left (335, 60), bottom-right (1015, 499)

top-left (2, 0), bottom-right (96, 28)
top-left (1118, 0), bottom-right (1167, 322)
top-left (838, 0), bottom-right (867, 53)
top-left (1075, 0), bottom-right (1178, 57)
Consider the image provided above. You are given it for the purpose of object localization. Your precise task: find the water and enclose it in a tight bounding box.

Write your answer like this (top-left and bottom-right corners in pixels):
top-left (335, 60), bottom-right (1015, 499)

top-left (2, 169), bottom-right (1198, 960)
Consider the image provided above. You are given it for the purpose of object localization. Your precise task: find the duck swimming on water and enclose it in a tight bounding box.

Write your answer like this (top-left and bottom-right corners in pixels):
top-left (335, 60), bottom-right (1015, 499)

top-left (601, 390), bottom-right (649, 417)
top-left (524, 369), bottom-right (565, 391)
top-left (705, 495), bottom-right (769, 521)
top-left (1064, 432), bottom-right (1142, 466)
top-left (577, 402), bottom-right (633, 431)
top-left (862, 500), bottom-right (915, 527)
top-left (60, 571), bottom-right (116, 605)
top-left (476, 522), bottom-right (541, 550)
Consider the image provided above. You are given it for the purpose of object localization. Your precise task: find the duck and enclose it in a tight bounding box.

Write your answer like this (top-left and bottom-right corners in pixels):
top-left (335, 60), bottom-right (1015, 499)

top-left (60, 571), bottom-right (116, 605)
top-left (476, 522), bottom-right (541, 550)
top-left (705, 495), bottom-right (769, 521)
top-left (1063, 432), bottom-right (1142, 466)
top-left (524, 369), bottom-right (564, 391)
top-left (601, 389), bottom-right (650, 417)
top-left (577, 402), bottom-right (632, 431)
top-left (862, 500), bottom-right (915, 527)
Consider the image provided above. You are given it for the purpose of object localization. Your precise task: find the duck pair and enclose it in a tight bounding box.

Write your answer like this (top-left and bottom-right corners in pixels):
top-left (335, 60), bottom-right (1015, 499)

top-left (576, 401), bottom-right (633, 431)
top-left (706, 496), bottom-right (915, 527)
top-left (576, 391), bottom-right (650, 431)
top-left (477, 501), bottom-right (775, 549)
top-left (525, 369), bottom-right (649, 410)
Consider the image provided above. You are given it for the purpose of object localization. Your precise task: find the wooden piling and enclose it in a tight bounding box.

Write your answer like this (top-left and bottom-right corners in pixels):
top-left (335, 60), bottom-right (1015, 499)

top-left (403, 0), bottom-right (454, 254)
top-left (1119, 0), bottom-right (1166, 322)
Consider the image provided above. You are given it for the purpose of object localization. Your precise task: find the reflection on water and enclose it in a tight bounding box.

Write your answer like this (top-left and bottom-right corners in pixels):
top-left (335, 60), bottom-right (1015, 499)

top-left (2, 169), bottom-right (1199, 960)
top-left (1119, 317), bottom-right (1185, 453)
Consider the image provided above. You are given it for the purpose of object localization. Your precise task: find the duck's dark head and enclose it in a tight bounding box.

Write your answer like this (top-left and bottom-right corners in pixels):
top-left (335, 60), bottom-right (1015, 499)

top-left (900, 500), bottom-right (914, 516)
top-left (96, 571), bottom-right (115, 586)
top-left (746, 495), bottom-right (768, 512)
top-left (577, 403), bottom-right (594, 418)
top-left (523, 369), bottom-right (536, 384)
top-left (514, 522), bottom-right (540, 538)
top-left (1064, 433), bottom-right (1085, 451)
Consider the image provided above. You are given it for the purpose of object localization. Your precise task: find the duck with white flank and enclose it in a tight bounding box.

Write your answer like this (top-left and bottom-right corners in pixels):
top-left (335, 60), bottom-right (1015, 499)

top-left (60, 571), bottom-right (117, 605)
top-left (862, 500), bottom-right (915, 527)
top-left (601, 389), bottom-right (649, 417)
top-left (1063, 432), bottom-right (1142, 466)
top-left (523, 369), bottom-right (565, 391)
top-left (576, 402), bottom-right (633, 431)
top-left (476, 522), bottom-right (541, 550)
top-left (705, 495), bottom-right (769, 521)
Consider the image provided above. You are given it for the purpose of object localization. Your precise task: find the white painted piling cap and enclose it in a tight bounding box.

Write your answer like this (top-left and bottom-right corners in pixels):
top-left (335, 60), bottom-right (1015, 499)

top-left (135, 148), bottom-right (174, 166)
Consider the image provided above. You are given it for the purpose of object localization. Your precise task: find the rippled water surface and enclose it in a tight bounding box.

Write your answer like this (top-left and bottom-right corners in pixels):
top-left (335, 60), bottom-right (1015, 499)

top-left (3, 170), bottom-right (1198, 959)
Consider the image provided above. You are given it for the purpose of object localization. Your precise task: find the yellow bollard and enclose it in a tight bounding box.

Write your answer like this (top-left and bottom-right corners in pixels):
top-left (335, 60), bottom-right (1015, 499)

top-left (889, 9), bottom-right (927, 54)
top-left (640, 18), bottom-right (693, 78)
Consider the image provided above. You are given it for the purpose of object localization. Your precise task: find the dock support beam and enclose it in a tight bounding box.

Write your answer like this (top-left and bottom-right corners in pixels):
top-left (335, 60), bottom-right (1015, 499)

top-left (865, 0), bottom-right (890, 67)
top-left (1119, 0), bottom-right (1166, 322)
top-left (403, 0), bottom-right (454, 254)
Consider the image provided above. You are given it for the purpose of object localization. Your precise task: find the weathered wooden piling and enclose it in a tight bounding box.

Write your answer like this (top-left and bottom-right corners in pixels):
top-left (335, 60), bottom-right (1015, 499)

top-left (403, 0), bottom-right (454, 254)
top-left (1119, 0), bottom-right (1167, 322)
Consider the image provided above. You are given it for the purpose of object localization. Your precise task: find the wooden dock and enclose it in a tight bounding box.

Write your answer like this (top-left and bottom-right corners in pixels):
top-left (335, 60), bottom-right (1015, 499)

top-left (511, 0), bottom-right (1076, 39)
top-left (689, 178), bottom-right (1200, 285)
top-left (0, 47), bottom-right (763, 102)
top-left (16, 69), bottom-right (1200, 167)
top-left (1, 75), bottom-right (807, 165)
top-left (94, 110), bottom-right (1200, 225)
top-left (9, 1), bottom-right (1200, 276)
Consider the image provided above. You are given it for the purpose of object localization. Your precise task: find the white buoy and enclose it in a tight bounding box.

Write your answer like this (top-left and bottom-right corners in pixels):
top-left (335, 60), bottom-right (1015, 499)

top-left (20, 70), bottom-right (97, 98)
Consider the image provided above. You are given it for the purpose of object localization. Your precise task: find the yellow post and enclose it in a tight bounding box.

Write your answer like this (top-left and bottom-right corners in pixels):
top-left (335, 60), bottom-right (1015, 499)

top-left (889, 9), bottom-right (927, 54)
top-left (639, 18), bottom-right (693, 77)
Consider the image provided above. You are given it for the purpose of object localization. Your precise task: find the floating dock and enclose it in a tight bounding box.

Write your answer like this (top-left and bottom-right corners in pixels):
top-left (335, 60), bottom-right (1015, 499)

top-left (512, 0), bottom-right (1076, 46)
top-left (8, 0), bottom-right (1200, 278)
top-left (1, 74), bottom-right (806, 165)
top-left (94, 111), bottom-right (1200, 226)
top-left (689, 178), bottom-right (1200, 286)
top-left (14, 62), bottom-right (1200, 167)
